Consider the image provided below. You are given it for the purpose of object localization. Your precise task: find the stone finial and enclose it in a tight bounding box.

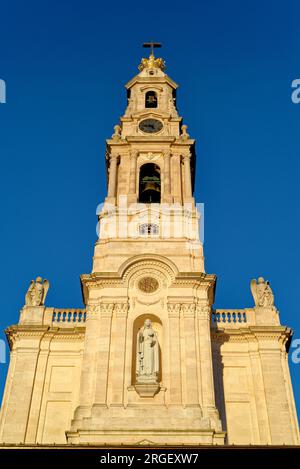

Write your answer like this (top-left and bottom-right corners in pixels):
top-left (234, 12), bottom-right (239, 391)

top-left (180, 124), bottom-right (190, 141)
top-left (111, 124), bottom-right (122, 141)
top-left (25, 277), bottom-right (50, 306)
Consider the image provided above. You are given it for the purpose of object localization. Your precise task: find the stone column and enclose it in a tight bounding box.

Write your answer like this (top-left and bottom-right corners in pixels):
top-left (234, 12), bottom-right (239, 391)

top-left (128, 150), bottom-right (137, 203)
top-left (94, 303), bottom-right (114, 405)
top-left (129, 151), bottom-right (137, 194)
top-left (167, 303), bottom-right (182, 404)
top-left (163, 150), bottom-right (172, 203)
top-left (197, 305), bottom-right (219, 418)
top-left (107, 154), bottom-right (118, 201)
top-left (183, 153), bottom-right (193, 200)
top-left (171, 153), bottom-right (182, 203)
top-left (181, 304), bottom-right (199, 406)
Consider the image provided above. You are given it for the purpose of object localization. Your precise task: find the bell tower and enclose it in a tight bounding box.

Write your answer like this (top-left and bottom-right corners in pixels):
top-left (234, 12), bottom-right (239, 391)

top-left (1, 45), bottom-right (298, 447)
top-left (67, 46), bottom-right (225, 445)
top-left (93, 45), bottom-right (204, 276)
top-left (105, 43), bottom-right (195, 208)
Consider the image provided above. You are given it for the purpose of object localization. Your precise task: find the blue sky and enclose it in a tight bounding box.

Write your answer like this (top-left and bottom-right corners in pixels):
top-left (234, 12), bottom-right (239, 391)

top-left (0, 0), bottom-right (299, 417)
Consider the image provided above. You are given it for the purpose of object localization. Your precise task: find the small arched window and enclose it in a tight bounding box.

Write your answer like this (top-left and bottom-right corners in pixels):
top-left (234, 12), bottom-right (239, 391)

top-left (145, 91), bottom-right (157, 108)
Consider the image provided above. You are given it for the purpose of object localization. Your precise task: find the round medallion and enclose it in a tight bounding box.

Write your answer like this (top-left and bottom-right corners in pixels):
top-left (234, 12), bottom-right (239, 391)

top-left (138, 277), bottom-right (159, 294)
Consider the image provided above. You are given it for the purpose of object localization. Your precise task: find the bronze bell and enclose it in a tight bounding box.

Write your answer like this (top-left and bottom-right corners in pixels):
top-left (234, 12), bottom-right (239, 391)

top-left (142, 181), bottom-right (160, 193)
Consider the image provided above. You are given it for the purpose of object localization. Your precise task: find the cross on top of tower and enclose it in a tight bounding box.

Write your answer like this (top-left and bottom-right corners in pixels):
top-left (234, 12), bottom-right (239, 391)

top-left (139, 42), bottom-right (165, 72)
top-left (142, 42), bottom-right (162, 57)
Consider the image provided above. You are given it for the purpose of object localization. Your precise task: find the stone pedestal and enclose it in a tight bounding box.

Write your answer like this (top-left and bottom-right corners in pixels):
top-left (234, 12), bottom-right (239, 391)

top-left (135, 375), bottom-right (160, 397)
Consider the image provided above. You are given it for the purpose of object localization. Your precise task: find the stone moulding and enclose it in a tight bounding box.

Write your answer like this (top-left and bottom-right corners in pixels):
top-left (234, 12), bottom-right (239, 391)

top-left (5, 325), bottom-right (86, 349)
top-left (211, 326), bottom-right (293, 347)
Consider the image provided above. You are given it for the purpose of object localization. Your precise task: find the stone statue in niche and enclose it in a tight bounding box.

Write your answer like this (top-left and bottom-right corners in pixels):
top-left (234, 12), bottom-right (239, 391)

top-left (136, 319), bottom-right (159, 383)
top-left (250, 277), bottom-right (274, 307)
top-left (25, 277), bottom-right (49, 306)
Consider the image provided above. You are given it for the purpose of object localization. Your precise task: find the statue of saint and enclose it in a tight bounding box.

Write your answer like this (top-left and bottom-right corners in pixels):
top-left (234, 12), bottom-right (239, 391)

top-left (136, 319), bottom-right (159, 382)
top-left (25, 277), bottom-right (50, 306)
top-left (250, 277), bottom-right (274, 307)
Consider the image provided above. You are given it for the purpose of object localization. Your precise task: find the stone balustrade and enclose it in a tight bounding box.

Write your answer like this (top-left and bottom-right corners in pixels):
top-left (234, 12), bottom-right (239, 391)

top-left (211, 309), bottom-right (255, 328)
top-left (52, 309), bottom-right (87, 326)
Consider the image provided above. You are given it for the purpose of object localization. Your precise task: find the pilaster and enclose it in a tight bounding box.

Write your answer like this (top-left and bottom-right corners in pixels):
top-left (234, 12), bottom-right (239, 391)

top-left (167, 303), bottom-right (182, 404)
top-left (94, 303), bottom-right (114, 405)
top-left (108, 302), bottom-right (129, 405)
top-left (181, 303), bottom-right (199, 406)
top-left (0, 327), bottom-right (47, 443)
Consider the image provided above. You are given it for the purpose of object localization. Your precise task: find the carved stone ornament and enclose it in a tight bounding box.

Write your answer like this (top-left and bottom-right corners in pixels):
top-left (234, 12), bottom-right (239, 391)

top-left (138, 277), bottom-right (159, 294)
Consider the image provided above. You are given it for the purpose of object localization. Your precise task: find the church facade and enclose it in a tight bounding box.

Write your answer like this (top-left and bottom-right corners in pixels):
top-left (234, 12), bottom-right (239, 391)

top-left (0, 50), bottom-right (299, 446)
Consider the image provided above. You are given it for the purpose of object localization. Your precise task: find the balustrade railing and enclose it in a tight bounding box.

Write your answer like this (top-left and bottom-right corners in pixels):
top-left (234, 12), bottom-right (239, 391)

top-left (211, 309), bottom-right (254, 327)
top-left (52, 309), bottom-right (86, 325)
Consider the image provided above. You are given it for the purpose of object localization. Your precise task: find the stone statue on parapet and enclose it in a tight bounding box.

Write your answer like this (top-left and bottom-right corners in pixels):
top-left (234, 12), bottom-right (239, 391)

top-left (250, 277), bottom-right (274, 307)
top-left (25, 277), bottom-right (50, 306)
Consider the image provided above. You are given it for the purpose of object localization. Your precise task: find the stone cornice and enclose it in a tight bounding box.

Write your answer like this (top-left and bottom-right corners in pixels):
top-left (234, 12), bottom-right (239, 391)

top-left (211, 326), bottom-right (292, 347)
top-left (81, 271), bottom-right (215, 285)
top-left (80, 270), bottom-right (216, 304)
top-left (5, 325), bottom-right (85, 349)
top-left (125, 74), bottom-right (178, 90)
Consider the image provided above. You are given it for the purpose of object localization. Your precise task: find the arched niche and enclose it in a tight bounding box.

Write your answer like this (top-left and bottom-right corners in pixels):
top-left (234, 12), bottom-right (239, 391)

top-left (131, 313), bottom-right (163, 386)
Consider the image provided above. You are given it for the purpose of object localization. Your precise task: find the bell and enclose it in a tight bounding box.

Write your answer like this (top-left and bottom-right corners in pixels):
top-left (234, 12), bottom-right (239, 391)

top-left (139, 168), bottom-right (161, 203)
top-left (142, 181), bottom-right (160, 193)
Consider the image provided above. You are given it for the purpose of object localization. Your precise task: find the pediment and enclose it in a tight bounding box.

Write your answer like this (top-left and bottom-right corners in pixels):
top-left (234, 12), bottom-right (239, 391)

top-left (136, 439), bottom-right (156, 446)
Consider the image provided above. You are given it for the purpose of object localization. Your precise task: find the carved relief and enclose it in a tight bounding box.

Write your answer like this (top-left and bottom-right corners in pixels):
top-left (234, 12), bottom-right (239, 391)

top-left (196, 304), bottom-right (211, 321)
top-left (86, 305), bottom-right (101, 320)
top-left (138, 277), bottom-right (159, 294)
top-left (100, 303), bottom-right (114, 318)
top-left (167, 303), bottom-right (181, 318)
top-left (181, 303), bottom-right (196, 317)
top-left (114, 303), bottom-right (129, 317)
top-left (122, 259), bottom-right (176, 285)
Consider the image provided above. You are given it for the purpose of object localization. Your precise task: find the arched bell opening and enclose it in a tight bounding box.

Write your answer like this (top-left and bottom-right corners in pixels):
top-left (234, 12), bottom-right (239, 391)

top-left (145, 90), bottom-right (158, 108)
top-left (138, 163), bottom-right (161, 203)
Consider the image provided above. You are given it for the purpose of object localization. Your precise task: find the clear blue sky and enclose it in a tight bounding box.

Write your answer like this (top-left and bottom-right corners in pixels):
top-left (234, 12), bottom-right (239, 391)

top-left (0, 0), bottom-right (299, 417)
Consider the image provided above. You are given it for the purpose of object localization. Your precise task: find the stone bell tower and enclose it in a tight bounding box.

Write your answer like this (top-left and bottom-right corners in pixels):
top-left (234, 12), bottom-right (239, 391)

top-left (1, 46), bottom-right (298, 447)
top-left (67, 48), bottom-right (225, 445)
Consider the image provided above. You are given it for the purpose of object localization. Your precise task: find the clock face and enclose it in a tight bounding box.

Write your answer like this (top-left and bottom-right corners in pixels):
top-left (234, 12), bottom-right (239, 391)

top-left (139, 119), bottom-right (163, 134)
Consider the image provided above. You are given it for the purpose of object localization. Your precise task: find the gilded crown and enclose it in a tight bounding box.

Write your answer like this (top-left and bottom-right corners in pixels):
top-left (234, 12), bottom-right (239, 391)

top-left (138, 53), bottom-right (165, 72)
